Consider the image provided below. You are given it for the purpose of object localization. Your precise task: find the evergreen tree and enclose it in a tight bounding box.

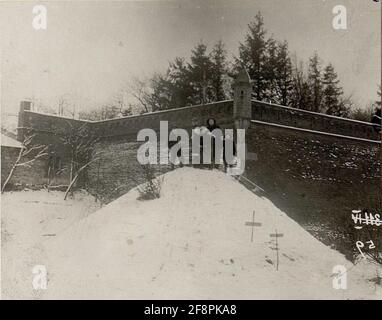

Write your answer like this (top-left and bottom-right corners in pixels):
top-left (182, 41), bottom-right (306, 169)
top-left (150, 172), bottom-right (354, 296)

top-left (149, 57), bottom-right (194, 111)
top-left (264, 38), bottom-right (278, 102)
top-left (272, 40), bottom-right (293, 105)
top-left (188, 41), bottom-right (213, 104)
top-left (210, 40), bottom-right (229, 101)
top-left (168, 56), bottom-right (194, 107)
top-left (322, 63), bottom-right (346, 116)
top-left (237, 12), bottom-right (268, 100)
top-left (307, 52), bottom-right (324, 112)
top-left (143, 14), bottom-right (355, 120)
top-left (149, 73), bottom-right (172, 111)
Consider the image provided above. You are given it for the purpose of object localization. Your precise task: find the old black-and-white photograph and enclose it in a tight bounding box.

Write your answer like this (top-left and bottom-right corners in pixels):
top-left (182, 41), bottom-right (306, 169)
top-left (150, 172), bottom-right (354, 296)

top-left (0, 0), bottom-right (381, 301)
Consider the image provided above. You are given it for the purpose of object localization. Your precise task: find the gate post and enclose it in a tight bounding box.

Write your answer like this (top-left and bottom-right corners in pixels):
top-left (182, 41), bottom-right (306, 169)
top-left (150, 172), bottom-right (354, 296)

top-left (233, 68), bottom-right (252, 130)
top-left (17, 100), bottom-right (32, 141)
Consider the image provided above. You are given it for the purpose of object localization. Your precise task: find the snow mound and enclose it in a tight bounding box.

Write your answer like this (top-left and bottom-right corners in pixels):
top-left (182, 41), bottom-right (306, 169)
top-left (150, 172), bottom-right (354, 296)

top-left (44, 168), bottom-right (380, 299)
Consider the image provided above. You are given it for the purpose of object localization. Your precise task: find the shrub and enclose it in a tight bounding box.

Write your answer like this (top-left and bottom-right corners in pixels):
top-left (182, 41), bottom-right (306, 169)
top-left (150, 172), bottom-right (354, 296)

top-left (136, 164), bottom-right (164, 200)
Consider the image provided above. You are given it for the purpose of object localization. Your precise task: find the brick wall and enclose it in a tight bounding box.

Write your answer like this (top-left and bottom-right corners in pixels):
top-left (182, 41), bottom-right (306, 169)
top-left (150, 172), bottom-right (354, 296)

top-left (22, 111), bottom-right (87, 134)
top-left (245, 121), bottom-right (381, 226)
top-left (9, 99), bottom-right (381, 219)
top-left (16, 111), bottom-right (92, 188)
top-left (252, 100), bottom-right (379, 140)
top-left (1, 143), bottom-right (72, 189)
top-left (1, 146), bottom-right (21, 186)
top-left (90, 100), bottom-right (234, 137)
top-left (1, 146), bottom-right (50, 188)
top-left (86, 101), bottom-right (235, 200)
top-left (9, 101), bottom-right (234, 192)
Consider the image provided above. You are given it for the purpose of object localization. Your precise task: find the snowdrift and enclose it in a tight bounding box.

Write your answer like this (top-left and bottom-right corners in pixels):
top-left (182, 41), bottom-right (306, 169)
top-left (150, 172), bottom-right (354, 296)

top-left (43, 168), bottom-right (380, 299)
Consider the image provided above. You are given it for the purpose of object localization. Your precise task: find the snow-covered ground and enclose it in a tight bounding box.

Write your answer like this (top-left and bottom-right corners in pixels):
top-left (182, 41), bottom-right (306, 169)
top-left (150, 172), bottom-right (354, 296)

top-left (1, 189), bottom-right (100, 299)
top-left (1, 168), bottom-right (381, 299)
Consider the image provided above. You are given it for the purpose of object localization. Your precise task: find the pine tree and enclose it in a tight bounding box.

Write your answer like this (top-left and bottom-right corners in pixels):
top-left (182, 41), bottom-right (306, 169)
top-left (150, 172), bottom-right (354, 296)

top-left (188, 41), bottom-right (213, 104)
top-left (167, 57), bottom-right (194, 107)
top-left (307, 52), bottom-right (324, 112)
top-left (149, 73), bottom-right (172, 111)
top-left (322, 63), bottom-right (346, 116)
top-left (210, 40), bottom-right (229, 102)
top-left (148, 57), bottom-right (193, 111)
top-left (272, 40), bottom-right (293, 105)
top-left (264, 38), bottom-right (278, 102)
top-left (237, 12), bottom-right (268, 101)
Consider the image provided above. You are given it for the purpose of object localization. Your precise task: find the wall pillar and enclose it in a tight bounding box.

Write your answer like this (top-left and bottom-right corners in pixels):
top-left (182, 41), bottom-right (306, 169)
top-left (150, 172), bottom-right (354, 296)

top-left (233, 69), bottom-right (252, 174)
top-left (233, 68), bottom-right (252, 130)
top-left (17, 100), bottom-right (31, 141)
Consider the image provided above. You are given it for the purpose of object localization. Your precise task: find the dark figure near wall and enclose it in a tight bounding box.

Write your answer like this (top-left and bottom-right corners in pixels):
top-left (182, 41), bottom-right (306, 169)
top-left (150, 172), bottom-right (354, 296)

top-left (206, 118), bottom-right (220, 168)
top-left (371, 107), bottom-right (381, 133)
top-left (206, 118), bottom-right (220, 132)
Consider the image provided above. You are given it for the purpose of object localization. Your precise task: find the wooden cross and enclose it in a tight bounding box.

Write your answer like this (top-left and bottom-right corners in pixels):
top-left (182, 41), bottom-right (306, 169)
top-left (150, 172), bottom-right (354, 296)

top-left (245, 211), bottom-right (262, 242)
top-left (269, 229), bottom-right (284, 271)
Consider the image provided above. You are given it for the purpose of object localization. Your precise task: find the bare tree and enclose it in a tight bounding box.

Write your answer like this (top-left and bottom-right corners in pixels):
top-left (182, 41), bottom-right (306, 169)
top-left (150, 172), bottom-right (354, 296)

top-left (125, 77), bottom-right (153, 114)
top-left (1, 134), bottom-right (48, 192)
top-left (37, 103), bottom-right (59, 115)
top-left (60, 121), bottom-right (99, 199)
top-left (290, 55), bottom-right (310, 110)
top-left (78, 92), bottom-right (132, 121)
top-left (58, 95), bottom-right (67, 116)
top-left (63, 155), bottom-right (99, 200)
top-left (57, 94), bottom-right (78, 118)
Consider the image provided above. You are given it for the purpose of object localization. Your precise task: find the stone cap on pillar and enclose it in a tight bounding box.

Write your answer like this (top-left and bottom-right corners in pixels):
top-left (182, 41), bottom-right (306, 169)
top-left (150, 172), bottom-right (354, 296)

top-left (234, 68), bottom-right (251, 86)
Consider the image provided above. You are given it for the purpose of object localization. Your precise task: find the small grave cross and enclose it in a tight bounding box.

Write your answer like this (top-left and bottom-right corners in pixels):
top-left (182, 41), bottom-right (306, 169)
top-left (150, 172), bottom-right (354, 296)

top-left (245, 210), bottom-right (262, 242)
top-left (269, 229), bottom-right (284, 271)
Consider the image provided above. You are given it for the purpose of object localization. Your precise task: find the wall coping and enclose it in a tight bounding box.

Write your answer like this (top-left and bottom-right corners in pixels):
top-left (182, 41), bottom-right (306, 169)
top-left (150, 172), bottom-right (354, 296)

top-left (22, 100), bottom-right (379, 142)
top-left (24, 99), bottom-right (375, 127)
top-left (89, 100), bottom-right (233, 124)
top-left (252, 100), bottom-right (376, 127)
top-left (24, 110), bottom-right (88, 123)
top-left (22, 100), bottom-right (233, 125)
top-left (251, 120), bottom-right (381, 144)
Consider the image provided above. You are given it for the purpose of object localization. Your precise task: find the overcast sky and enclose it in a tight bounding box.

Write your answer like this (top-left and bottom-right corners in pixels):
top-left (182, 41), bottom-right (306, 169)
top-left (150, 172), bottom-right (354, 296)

top-left (1, 0), bottom-right (380, 117)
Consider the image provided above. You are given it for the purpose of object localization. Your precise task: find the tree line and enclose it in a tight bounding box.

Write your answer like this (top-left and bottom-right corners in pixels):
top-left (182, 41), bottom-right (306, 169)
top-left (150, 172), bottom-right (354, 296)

top-left (119, 12), bottom-right (377, 120)
top-left (34, 12), bottom-right (380, 122)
